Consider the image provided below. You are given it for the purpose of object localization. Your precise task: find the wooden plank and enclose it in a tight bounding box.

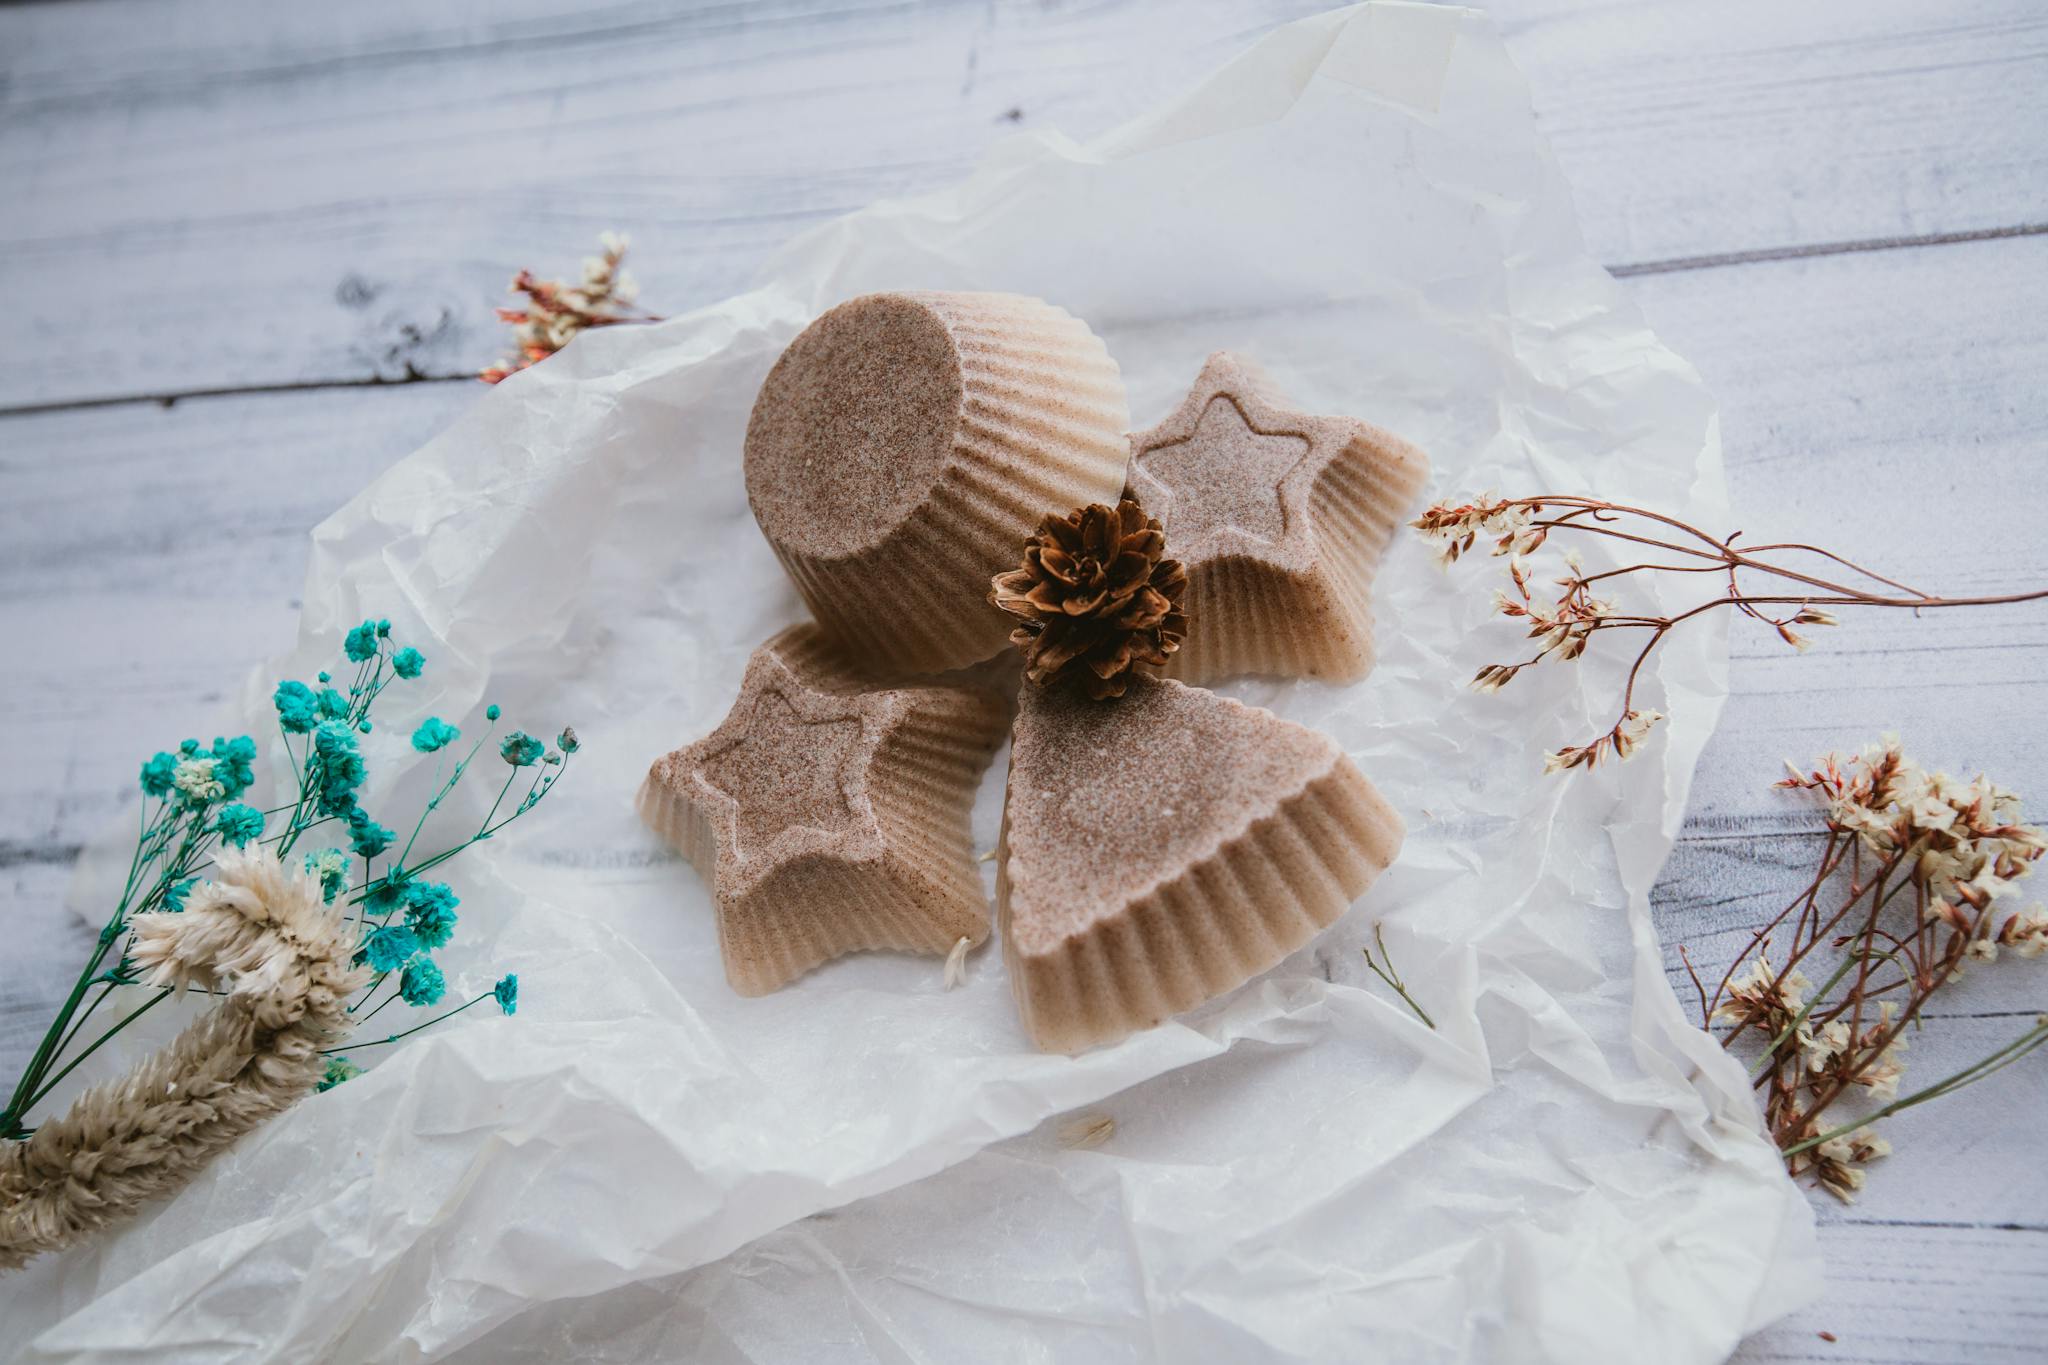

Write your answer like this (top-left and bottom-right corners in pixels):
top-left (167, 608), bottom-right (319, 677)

top-left (3, 0), bottom-right (2045, 406)
top-left (0, 382), bottom-right (460, 856)
top-left (1739, 1222), bottom-right (2048, 1364)
top-left (1620, 229), bottom-right (2048, 825)
top-left (0, 0), bottom-right (1333, 407)
top-left (1496, 0), bottom-right (2048, 267)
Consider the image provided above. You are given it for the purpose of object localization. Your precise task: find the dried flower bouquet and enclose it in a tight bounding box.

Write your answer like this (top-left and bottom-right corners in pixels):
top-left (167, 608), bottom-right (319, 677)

top-left (0, 621), bottom-right (573, 1269)
top-left (1696, 741), bottom-right (2048, 1201)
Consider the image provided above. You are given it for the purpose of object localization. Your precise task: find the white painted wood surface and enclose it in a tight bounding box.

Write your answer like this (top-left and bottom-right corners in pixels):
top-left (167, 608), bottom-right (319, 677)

top-left (2, 1), bottom-right (2043, 1359)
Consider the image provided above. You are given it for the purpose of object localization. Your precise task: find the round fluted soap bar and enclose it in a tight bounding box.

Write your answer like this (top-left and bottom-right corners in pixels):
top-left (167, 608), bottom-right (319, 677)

top-left (744, 291), bottom-right (1130, 675)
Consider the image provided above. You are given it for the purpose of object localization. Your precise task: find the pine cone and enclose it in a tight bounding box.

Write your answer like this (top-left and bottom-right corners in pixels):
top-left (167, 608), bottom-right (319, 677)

top-left (990, 498), bottom-right (1188, 699)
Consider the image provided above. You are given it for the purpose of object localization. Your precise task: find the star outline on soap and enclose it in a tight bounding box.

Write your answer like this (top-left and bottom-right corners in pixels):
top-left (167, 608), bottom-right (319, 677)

top-left (694, 686), bottom-right (870, 862)
top-left (669, 647), bottom-right (901, 883)
top-left (1128, 352), bottom-right (1365, 571)
top-left (1133, 391), bottom-right (1315, 553)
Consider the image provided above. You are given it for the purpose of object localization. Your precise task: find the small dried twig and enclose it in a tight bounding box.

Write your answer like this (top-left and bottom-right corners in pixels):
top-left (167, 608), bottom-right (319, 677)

top-left (1362, 923), bottom-right (1435, 1029)
top-left (480, 231), bottom-right (660, 383)
top-left (942, 936), bottom-right (971, 991)
top-left (1057, 1114), bottom-right (1116, 1149)
top-left (1697, 740), bottom-right (2048, 1201)
top-left (1413, 494), bottom-right (2048, 773)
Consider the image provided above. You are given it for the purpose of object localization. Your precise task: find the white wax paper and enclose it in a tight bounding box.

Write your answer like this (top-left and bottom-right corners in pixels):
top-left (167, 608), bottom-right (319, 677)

top-left (8, 5), bottom-right (1820, 1360)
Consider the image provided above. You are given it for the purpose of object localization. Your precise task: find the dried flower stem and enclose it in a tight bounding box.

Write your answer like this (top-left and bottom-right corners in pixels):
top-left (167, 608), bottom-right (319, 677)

top-left (1699, 741), bottom-right (2048, 1201)
top-left (1414, 494), bottom-right (2048, 771)
top-left (1362, 924), bottom-right (1435, 1029)
top-left (1780, 1018), bottom-right (2048, 1159)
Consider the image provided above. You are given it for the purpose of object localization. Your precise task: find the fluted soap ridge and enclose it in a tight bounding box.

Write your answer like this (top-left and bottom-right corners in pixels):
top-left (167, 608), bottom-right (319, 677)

top-left (638, 624), bottom-right (1010, 995)
top-left (998, 675), bottom-right (1404, 1053)
top-left (746, 292), bottom-right (1131, 675)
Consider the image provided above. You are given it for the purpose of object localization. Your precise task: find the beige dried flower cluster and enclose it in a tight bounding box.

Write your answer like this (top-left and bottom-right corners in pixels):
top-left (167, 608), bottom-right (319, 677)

top-left (1697, 740), bottom-right (2048, 1202)
top-left (1414, 492), bottom-right (2048, 774)
top-left (0, 849), bottom-right (367, 1268)
top-left (1410, 492), bottom-right (1545, 565)
top-left (1807, 1126), bottom-right (1892, 1202)
top-left (480, 231), bottom-right (656, 383)
top-left (1787, 745), bottom-right (2047, 939)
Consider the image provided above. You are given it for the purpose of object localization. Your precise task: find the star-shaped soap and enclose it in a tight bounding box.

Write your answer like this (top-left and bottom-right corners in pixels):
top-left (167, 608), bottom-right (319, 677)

top-left (1126, 352), bottom-right (1430, 683)
top-left (638, 625), bottom-right (1009, 995)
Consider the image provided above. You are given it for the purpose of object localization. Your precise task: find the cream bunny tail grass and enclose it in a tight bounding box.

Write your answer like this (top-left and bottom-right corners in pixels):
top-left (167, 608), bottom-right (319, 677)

top-left (0, 848), bottom-right (368, 1271)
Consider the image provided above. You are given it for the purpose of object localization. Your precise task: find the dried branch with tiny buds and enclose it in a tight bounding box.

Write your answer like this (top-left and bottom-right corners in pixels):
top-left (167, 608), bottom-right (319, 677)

top-left (1413, 494), bottom-right (2048, 774)
top-left (1694, 741), bottom-right (2048, 1202)
top-left (480, 231), bottom-right (660, 383)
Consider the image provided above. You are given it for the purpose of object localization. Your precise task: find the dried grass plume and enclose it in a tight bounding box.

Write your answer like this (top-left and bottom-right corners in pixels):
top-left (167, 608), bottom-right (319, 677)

top-left (0, 849), bottom-right (368, 1270)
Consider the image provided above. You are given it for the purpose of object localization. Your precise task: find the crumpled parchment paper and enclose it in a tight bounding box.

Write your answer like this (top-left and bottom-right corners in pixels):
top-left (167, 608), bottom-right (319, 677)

top-left (7, 4), bottom-right (1820, 1360)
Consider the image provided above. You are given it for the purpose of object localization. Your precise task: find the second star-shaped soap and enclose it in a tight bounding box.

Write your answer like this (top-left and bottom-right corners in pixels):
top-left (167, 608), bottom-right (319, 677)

top-left (1127, 352), bottom-right (1430, 683)
top-left (639, 625), bottom-right (1009, 994)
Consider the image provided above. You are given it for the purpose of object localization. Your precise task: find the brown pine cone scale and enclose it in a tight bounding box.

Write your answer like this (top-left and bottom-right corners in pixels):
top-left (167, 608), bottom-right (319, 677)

top-left (990, 498), bottom-right (1188, 699)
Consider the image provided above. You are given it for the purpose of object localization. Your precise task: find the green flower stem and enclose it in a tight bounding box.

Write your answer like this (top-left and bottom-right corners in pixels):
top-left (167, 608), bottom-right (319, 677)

top-left (1362, 924), bottom-right (1435, 1030)
top-left (48, 978), bottom-right (122, 1067)
top-left (114, 799), bottom-right (155, 906)
top-left (492, 758), bottom-right (570, 836)
top-left (7, 913), bottom-right (129, 1133)
top-left (345, 752), bottom-right (572, 909)
top-left (322, 992), bottom-right (492, 1055)
top-left (275, 713), bottom-right (331, 858)
top-left (7, 800), bottom-right (183, 1126)
top-left (1779, 1019), bottom-right (2048, 1159)
top-left (347, 971), bottom-right (391, 1013)
top-left (395, 753), bottom-right (467, 875)
top-left (263, 816), bottom-right (335, 866)
top-left (349, 641), bottom-right (399, 725)
top-left (478, 769), bottom-right (519, 837)
top-left (355, 984), bottom-right (403, 1027)
top-left (62, 798), bottom-right (200, 995)
top-left (390, 721), bottom-right (497, 877)
top-left (16, 989), bottom-right (175, 1119)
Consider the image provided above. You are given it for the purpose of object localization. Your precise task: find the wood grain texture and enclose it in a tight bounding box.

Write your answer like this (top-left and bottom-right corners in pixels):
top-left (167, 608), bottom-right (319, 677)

top-left (1, 1), bottom-right (2045, 1359)
top-left (3, 0), bottom-right (2045, 407)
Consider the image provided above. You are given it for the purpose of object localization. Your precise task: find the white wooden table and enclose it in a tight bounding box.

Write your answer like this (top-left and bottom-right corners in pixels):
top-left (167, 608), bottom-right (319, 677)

top-left (3, 2), bottom-right (2043, 1359)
